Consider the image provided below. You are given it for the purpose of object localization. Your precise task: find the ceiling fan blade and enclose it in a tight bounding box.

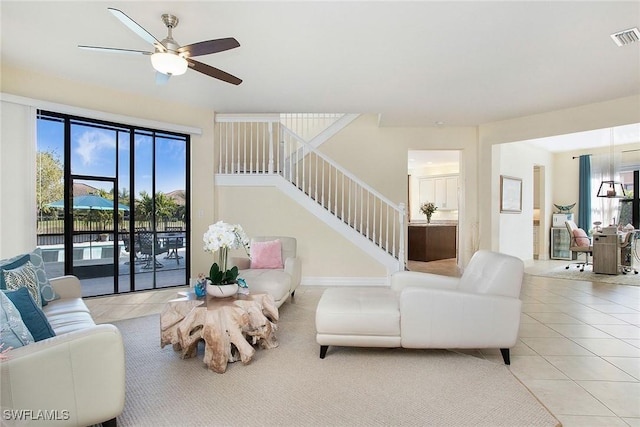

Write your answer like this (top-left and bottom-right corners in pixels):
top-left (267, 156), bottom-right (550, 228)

top-left (178, 37), bottom-right (240, 57)
top-left (187, 59), bottom-right (242, 85)
top-left (78, 45), bottom-right (153, 55)
top-left (155, 72), bottom-right (171, 85)
top-left (108, 8), bottom-right (165, 52)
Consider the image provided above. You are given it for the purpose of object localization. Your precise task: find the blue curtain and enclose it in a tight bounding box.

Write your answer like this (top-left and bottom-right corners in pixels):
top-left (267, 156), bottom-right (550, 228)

top-left (578, 155), bottom-right (591, 231)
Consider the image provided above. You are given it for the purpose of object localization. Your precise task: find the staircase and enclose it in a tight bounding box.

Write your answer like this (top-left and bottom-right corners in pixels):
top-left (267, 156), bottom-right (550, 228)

top-left (214, 114), bottom-right (405, 273)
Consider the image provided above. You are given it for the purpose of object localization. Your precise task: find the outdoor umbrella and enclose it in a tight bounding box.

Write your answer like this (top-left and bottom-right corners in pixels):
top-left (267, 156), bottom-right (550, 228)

top-left (46, 194), bottom-right (129, 211)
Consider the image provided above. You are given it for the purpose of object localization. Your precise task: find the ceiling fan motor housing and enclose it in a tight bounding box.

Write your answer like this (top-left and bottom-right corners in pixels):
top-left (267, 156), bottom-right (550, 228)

top-left (79, 8), bottom-right (242, 85)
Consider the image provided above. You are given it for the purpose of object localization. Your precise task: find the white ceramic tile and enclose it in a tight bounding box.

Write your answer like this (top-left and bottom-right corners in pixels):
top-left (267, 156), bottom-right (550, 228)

top-left (555, 415), bottom-right (629, 426)
top-left (625, 339), bottom-right (640, 348)
top-left (569, 312), bottom-right (630, 325)
top-left (571, 338), bottom-right (640, 357)
top-left (566, 295), bottom-right (621, 305)
top-left (520, 337), bottom-right (595, 356)
top-left (522, 379), bottom-right (615, 416)
top-left (509, 339), bottom-right (538, 356)
top-left (622, 417), bottom-right (640, 427)
top-left (522, 303), bottom-right (566, 313)
top-left (577, 381), bottom-right (640, 418)
top-left (548, 324), bottom-right (614, 339)
top-left (611, 313), bottom-right (640, 325)
top-left (586, 303), bottom-right (640, 314)
top-left (519, 323), bottom-right (563, 338)
top-left (507, 355), bottom-right (568, 380)
top-left (526, 312), bottom-right (585, 324)
top-left (530, 294), bottom-right (580, 304)
top-left (604, 357), bottom-right (640, 380)
top-left (544, 356), bottom-right (637, 381)
top-left (594, 324), bottom-right (640, 340)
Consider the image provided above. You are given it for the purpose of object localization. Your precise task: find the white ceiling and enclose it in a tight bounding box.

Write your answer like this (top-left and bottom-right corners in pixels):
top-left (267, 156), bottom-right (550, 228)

top-left (2, 1), bottom-right (639, 128)
top-left (524, 122), bottom-right (640, 153)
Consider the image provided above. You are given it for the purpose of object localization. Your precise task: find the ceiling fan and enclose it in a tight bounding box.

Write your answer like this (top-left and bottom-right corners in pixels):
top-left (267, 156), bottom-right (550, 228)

top-left (79, 8), bottom-right (242, 85)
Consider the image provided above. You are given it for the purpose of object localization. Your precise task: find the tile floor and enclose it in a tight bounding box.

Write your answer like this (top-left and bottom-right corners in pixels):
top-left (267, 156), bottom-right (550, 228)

top-left (85, 259), bottom-right (640, 427)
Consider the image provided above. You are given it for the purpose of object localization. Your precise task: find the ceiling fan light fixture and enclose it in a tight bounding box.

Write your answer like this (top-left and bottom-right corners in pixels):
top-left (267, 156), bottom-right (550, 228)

top-left (151, 52), bottom-right (188, 76)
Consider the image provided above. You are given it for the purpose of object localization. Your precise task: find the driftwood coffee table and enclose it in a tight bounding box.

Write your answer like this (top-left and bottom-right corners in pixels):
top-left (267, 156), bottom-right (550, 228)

top-left (160, 291), bottom-right (279, 373)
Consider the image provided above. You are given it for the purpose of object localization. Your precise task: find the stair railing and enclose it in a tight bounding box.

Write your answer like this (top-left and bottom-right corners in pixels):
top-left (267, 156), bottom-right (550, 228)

top-left (216, 116), bottom-right (405, 270)
top-left (280, 113), bottom-right (346, 143)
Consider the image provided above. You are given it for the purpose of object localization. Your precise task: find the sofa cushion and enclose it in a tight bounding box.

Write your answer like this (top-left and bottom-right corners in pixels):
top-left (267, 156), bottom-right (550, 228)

top-left (316, 288), bottom-right (400, 337)
top-left (46, 310), bottom-right (96, 335)
top-left (250, 239), bottom-right (283, 269)
top-left (28, 248), bottom-right (60, 305)
top-left (3, 287), bottom-right (55, 341)
top-left (42, 298), bottom-right (91, 317)
top-left (2, 261), bottom-right (42, 307)
top-left (240, 269), bottom-right (291, 302)
top-left (0, 290), bottom-right (34, 348)
top-left (0, 249), bottom-right (60, 306)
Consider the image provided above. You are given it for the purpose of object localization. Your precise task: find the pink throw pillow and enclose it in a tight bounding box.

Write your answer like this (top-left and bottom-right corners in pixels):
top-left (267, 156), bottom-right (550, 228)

top-left (573, 229), bottom-right (590, 247)
top-left (250, 240), bottom-right (283, 269)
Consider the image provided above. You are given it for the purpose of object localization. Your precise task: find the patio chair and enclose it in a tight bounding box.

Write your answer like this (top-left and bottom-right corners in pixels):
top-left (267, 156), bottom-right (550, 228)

top-left (164, 226), bottom-right (184, 263)
top-left (120, 229), bottom-right (142, 265)
top-left (138, 231), bottom-right (168, 269)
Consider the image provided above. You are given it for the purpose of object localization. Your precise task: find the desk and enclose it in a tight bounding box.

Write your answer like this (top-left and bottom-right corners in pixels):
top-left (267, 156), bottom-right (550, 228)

top-left (593, 234), bottom-right (619, 275)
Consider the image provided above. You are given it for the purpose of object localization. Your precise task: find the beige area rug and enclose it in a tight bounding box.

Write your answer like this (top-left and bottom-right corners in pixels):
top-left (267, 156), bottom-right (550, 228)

top-left (113, 292), bottom-right (560, 427)
top-left (532, 265), bottom-right (640, 286)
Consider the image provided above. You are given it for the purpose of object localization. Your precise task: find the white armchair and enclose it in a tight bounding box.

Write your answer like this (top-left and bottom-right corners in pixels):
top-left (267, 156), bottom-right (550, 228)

top-left (231, 236), bottom-right (301, 308)
top-left (316, 250), bottom-right (524, 364)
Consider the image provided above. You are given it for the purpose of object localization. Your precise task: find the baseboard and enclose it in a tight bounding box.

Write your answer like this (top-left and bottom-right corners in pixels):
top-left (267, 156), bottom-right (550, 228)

top-left (301, 276), bottom-right (388, 286)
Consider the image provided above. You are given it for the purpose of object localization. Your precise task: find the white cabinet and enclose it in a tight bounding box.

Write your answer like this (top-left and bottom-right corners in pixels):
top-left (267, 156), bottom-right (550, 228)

top-left (419, 175), bottom-right (458, 211)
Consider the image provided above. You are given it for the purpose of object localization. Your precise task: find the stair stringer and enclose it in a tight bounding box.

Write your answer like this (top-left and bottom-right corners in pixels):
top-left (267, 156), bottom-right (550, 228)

top-left (306, 113), bottom-right (361, 148)
top-left (216, 174), bottom-right (402, 275)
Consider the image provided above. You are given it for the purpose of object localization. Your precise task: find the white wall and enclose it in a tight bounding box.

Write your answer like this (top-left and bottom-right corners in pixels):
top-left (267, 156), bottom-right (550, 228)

top-left (494, 142), bottom-right (554, 262)
top-left (215, 186), bottom-right (386, 281)
top-left (478, 95), bottom-right (640, 255)
top-left (2, 63), bottom-right (639, 274)
top-left (0, 102), bottom-right (37, 257)
top-left (0, 65), bottom-right (215, 275)
top-left (319, 114), bottom-right (479, 266)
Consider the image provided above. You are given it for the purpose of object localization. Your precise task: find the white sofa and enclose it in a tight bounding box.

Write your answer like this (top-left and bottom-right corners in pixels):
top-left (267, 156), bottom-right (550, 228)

top-left (231, 236), bottom-right (301, 308)
top-left (315, 250), bottom-right (524, 364)
top-left (1, 275), bottom-right (125, 426)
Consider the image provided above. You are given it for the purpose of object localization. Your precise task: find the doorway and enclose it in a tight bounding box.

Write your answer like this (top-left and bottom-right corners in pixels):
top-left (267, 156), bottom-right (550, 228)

top-left (407, 150), bottom-right (461, 264)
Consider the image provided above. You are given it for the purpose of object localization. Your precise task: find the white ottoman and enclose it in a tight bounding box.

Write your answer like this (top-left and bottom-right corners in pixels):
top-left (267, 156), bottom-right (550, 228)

top-left (315, 287), bottom-right (401, 358)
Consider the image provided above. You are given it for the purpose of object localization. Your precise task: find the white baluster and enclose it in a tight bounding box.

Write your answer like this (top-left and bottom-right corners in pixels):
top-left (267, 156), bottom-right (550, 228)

top-left (398, 202), bottom-right (406, 270)
top-left (268, 122), bottom-right (274, 174)
top-left (385, 204), bottom-right (389, 254)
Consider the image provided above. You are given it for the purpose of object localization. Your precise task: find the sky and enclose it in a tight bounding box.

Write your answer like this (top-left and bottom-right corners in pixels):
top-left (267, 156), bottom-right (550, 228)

top-left (37, 116), bottom-right (186, 198)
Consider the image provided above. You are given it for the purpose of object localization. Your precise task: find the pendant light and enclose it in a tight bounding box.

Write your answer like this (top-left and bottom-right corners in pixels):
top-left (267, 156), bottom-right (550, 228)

top-left (597, 128), bottom-right (626, 198)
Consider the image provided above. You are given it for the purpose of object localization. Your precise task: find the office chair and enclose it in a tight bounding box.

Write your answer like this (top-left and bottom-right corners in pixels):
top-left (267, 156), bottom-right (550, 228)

top-left (619, 230), bottom-right (638, 275)
top-left (565, 220), bottom-right (592, 272)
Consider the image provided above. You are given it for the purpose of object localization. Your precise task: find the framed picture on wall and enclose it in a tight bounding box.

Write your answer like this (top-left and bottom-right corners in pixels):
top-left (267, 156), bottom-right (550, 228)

top-left (500, 175), bottom-right (522, 213)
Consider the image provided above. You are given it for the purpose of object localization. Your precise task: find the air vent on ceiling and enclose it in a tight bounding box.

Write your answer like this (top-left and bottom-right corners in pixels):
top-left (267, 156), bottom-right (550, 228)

top-left (610, 27), bottom-right (640, 46)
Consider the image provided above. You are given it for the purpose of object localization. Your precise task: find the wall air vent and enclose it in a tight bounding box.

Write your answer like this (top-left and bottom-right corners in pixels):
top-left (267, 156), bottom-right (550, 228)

top-left (610, 27), bottom-right (640, 46)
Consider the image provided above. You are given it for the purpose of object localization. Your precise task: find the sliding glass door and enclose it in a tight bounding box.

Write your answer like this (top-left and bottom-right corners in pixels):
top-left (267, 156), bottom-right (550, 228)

top-left (36, 111), bottom-right (189, 297)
